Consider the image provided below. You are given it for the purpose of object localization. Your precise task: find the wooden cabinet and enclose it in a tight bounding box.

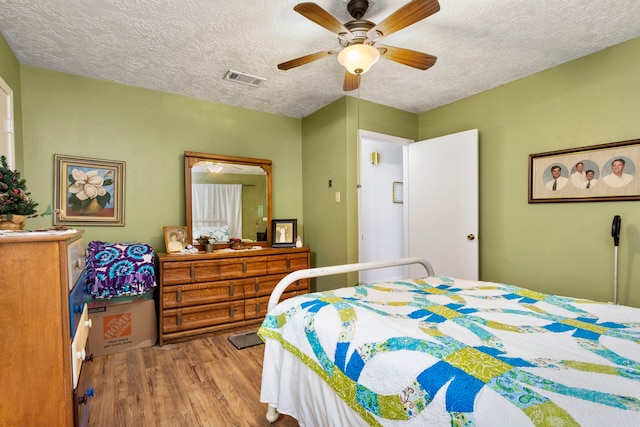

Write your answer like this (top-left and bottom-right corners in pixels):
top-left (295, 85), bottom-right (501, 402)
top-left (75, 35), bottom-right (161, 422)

top-left (158, 247), bottom-right (310, 345)
top-left (0, 230), bottom-right (91, 427)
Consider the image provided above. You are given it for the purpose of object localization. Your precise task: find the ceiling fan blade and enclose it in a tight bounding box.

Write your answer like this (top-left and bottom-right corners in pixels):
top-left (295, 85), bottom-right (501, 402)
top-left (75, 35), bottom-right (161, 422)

top-left (343, 71), bottom-right (360, 92)
top-left (294, 3), bottom-right (353, 38)
top-left (379, 45), bottom-right (437, 70)
top-left (367, 0), bottom-right (440, 40)
top-left (277, 50), bottom-right (334, 70)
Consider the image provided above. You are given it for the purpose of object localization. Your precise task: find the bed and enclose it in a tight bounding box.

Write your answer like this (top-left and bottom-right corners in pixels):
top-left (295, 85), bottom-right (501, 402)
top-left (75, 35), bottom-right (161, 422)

top-left (258, 258), bottom-right (640, 426)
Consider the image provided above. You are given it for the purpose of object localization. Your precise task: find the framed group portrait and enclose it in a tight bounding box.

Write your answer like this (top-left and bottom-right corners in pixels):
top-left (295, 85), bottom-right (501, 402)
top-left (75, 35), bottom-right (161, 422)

top-left (529, 138), bottom-right (640, 203)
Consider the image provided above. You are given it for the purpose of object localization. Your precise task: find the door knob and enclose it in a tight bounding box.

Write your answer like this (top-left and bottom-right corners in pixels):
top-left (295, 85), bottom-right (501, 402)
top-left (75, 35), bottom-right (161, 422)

top-left (467, 233), bottom-right (475, 240)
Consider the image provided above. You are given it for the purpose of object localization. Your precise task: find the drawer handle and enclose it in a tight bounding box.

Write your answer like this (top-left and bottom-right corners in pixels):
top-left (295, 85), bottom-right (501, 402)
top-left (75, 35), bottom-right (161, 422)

top-left (190, 265), bottom-right (195, 279)
top-left (254, 281), bottom-right (259, 293)
top-left (229, 306), bottom-right (234, 318)
top-left (85, 353), bottom-right (94, 362)
top-left (229, 286), bottom-right (234, 297)
top-left (177, 289), bottom-right (182, 303)
top-left (256, 302), bottom-right (261, 313)
top-left (77, 388), bottom-right (95, 405)
top-left (286, 259), bottom-right (290, 269)
top-left (177, 314), bottom-right (182, 326)
top-left (242, 262), bottom-right (247, 273)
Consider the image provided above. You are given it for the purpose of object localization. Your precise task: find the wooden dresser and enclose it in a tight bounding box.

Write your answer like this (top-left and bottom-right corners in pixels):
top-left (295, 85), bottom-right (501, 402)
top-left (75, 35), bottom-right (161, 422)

top-left (0, 230), bottom-right (93, 427)
top-left (158, 247), bottom-right (310, 345)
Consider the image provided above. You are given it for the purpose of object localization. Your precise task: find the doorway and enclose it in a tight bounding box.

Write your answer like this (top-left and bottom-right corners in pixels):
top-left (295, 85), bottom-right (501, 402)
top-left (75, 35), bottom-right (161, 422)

top-left (358, 130), bottom-right (411, 283)
top-left (358, 129), bottom-right (479, 282)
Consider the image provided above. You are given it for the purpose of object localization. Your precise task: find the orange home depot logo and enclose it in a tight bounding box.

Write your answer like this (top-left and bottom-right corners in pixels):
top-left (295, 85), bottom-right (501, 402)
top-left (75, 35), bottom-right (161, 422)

top-left (103, 312), bottom-right (132, 340)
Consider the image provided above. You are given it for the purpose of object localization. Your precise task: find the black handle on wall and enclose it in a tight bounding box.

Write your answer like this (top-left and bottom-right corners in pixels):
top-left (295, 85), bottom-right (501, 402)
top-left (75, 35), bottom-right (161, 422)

top-left (611, 215), bottom-right (621, 246)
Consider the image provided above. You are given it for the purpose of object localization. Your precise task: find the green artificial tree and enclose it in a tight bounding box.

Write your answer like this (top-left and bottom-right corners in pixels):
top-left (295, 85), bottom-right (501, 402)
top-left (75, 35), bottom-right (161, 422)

top-left (0, 155), bottom-right (38, 219)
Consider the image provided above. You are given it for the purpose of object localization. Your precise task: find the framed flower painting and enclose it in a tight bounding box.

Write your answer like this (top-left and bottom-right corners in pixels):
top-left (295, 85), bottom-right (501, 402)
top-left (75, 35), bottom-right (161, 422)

top-left (54, 155), bottom-right (126, 226)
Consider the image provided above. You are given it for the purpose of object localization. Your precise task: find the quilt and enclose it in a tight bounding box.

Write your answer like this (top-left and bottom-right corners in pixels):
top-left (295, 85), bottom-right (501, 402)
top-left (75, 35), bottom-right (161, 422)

top-left (259, 276), bottom-right (640, 426)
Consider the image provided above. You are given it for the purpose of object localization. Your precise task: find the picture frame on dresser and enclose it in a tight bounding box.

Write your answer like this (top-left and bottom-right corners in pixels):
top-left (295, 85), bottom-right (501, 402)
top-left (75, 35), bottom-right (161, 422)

top-left (163, 225), bottom-right (188, 253)
top-left (54, 154), bottom-right (126, 225)
top-left (271, 219), bottom-right (297, 247)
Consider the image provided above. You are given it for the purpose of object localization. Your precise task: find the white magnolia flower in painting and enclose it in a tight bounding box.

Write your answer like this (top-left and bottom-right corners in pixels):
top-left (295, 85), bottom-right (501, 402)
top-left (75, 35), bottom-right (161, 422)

top-left (68, 169), bottom-right (107, 200)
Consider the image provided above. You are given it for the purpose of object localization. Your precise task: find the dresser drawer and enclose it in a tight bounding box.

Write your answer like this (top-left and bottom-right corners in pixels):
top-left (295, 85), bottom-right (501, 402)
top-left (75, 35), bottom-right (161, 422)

top-left (162, 300), bottom-right (245, 333)
top-left (74, 360), bottom-right (94, 427)
top-left (71, 304), bottom-right (92, 389)
top-left (245, 290), bottom-right (301, 319)
top-left (67, 236), bottom-right (85, 290)
top-left (69, 271), bottom-right (90, 338)
top-left (267, 252), bottom-right (309, 275)
top-left (244, 274), bottom-right (310, 297)
top-left (162, 280), bottom-right (248, 309)
top-left (219, 256), bottom-right (267, 279)
top-left (161, 259), bottom-right (221, 284)
top-left (244, 274), bottom-right (280, 297)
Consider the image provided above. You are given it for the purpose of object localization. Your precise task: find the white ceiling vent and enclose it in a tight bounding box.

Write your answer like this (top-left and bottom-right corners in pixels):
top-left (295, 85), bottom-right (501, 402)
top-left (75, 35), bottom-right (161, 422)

top-left (223, 70), bottom-right (266, 87)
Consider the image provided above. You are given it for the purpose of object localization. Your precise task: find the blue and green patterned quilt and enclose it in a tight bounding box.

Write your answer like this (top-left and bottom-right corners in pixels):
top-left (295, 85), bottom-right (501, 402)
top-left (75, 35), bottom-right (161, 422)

top-left (259, 276), bottom-right (640, 426)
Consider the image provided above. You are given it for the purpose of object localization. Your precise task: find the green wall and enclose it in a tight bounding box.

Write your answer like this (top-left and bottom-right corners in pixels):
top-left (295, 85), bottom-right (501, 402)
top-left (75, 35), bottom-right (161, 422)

top-left (4, 30), bottom-right (639, 306)
top-left (301, 96), bottom-right (417, 291)
top-left (17, 66), bottom-right (303, 253)
top-left (418, 37), bottom-right (640, 307)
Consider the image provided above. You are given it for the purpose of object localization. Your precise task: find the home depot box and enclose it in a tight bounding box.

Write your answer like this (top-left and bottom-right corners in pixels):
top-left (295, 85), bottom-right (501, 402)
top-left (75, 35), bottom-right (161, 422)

top-left (87, 291), bottom-right (157, 356)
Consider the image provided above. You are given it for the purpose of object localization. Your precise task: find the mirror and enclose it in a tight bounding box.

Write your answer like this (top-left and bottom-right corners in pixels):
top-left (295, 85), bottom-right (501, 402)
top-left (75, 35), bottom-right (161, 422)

top-left (185, 151), bottom-right (272, 247)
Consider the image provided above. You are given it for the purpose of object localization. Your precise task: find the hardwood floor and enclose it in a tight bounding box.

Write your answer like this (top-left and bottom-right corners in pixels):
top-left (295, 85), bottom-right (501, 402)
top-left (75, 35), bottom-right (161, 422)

top-left (88, 328), bottom-right (298, 427)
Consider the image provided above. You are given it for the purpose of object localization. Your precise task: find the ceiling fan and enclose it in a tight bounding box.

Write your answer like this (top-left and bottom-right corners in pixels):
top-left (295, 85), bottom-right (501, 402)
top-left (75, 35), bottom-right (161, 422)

top-left (278, 0), bottom-right (440, 91)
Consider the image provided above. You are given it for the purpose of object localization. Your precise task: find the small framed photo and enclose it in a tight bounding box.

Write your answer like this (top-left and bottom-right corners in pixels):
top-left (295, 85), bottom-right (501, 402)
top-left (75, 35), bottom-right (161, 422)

top-left (164, 226), bottom-right (189, 253)
top-left (54, 155), bottom-right (126, 226)
top-left (529, 138), bottom-right (640, 203)
top-left (271, 219), bottom-right (297, 248)
top-left (393, 181), bottom-right (403, 204)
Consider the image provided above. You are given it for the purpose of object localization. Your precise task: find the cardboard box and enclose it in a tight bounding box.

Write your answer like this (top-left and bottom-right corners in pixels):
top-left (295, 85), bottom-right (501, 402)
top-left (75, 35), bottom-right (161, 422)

top-left (87, 292), bottom-right (157, 357)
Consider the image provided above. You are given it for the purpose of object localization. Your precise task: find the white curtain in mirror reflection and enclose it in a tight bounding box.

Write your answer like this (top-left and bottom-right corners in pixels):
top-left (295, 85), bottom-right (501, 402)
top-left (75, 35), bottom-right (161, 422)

top-left (192, 184), bottom-right (242, 241)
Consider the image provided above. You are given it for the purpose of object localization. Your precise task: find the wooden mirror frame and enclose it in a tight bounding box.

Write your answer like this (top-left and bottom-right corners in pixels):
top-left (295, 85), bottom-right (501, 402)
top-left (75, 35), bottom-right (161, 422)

top-left (185, 151), bottom-right (272, 248)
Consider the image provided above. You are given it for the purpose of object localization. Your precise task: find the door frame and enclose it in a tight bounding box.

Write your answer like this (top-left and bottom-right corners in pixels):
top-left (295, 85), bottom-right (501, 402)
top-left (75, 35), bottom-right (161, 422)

top-left (358, 130), bottom-right (413, 283)
top-left (0, 77), bottom-right (14, 170)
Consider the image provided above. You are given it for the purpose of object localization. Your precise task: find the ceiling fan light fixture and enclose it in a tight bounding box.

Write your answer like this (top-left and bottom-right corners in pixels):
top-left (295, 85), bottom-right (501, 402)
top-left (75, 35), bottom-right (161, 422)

top-left (338, 44), bottom-right (380, 75)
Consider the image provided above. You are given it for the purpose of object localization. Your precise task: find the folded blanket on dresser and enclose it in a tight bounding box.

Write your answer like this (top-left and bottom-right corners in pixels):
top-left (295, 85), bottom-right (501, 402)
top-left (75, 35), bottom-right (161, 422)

top-left (87, 240), bottom-right (157, 299)
top-left (259, 276), bottom-right (640, 427)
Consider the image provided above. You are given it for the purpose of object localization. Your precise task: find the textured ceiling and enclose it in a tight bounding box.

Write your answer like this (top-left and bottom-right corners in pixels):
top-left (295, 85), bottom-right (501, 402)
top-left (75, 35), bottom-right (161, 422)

top-left (1, 0), bottom-right (639, 119)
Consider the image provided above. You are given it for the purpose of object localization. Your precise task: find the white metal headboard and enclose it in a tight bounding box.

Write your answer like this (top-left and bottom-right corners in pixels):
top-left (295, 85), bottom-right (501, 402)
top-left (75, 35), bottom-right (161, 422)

top-left (267, 257), bottom-right (435, 311)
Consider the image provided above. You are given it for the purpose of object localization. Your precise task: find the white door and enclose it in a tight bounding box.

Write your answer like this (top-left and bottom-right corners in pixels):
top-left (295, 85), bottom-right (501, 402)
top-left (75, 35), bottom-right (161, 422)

top-left (0, 77), bottom-right (14, 169)
top-left (406, 129), bottom-right (479, 280)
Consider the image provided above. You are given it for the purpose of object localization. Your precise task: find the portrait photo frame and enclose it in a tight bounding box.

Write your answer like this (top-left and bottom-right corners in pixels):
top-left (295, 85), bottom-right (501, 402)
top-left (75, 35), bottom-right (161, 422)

top-left (54, 155), bottom-right (126, 225)
top-left (164, 226), bottom-right (189, 253)
top-left (529, 138), bottom-right (640, 203)
top-left (393, 181), bottom-right (404, 204)
top-left (271, 219), bottom-right (297, 248)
